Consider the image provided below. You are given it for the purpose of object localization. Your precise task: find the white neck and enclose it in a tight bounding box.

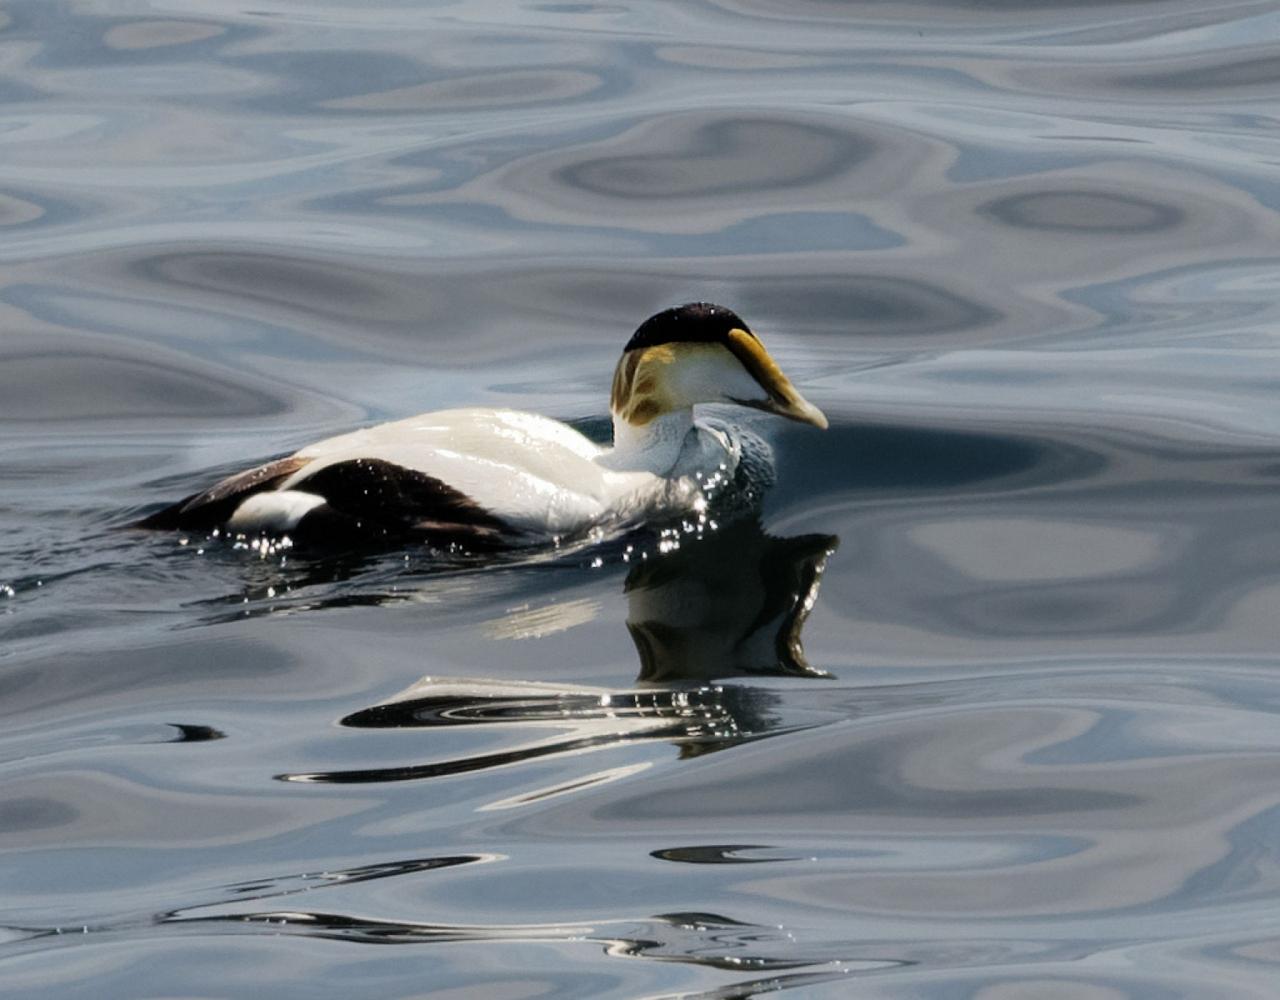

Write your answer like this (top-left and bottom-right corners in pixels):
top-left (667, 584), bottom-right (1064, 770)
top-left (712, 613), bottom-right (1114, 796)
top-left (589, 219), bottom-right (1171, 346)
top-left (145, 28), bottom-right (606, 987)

top-left (598, 408), bottom-right (694, 474)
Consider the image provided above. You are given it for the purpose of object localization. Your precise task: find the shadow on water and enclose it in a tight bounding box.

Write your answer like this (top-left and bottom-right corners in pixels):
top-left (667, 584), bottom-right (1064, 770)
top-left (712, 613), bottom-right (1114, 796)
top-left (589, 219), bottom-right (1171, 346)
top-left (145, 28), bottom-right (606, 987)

top-left (280, 518), bottom-right (840, 784)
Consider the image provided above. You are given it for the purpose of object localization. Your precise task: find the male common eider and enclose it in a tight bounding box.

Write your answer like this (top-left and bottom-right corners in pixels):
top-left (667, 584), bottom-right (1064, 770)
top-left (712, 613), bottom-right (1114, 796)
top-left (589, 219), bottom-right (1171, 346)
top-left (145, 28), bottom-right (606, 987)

top-left (138, 303), bottom-right (827, 545)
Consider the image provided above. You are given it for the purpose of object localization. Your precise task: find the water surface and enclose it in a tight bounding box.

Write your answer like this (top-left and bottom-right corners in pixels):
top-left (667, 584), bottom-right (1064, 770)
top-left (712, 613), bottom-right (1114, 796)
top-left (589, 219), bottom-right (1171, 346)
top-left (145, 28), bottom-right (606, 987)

top-left (4, 1), bottom-right (1280, 996)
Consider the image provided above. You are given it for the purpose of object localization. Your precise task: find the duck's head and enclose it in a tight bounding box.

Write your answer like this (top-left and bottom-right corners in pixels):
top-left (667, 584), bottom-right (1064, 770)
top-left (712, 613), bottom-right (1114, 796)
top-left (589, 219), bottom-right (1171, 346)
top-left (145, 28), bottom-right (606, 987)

top-left (610, 303), bottom-right (828, 430)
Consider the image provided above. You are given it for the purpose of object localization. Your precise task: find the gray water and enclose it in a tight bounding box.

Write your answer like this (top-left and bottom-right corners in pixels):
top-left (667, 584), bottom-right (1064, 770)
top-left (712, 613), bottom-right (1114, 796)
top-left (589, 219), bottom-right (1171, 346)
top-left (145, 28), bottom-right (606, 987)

top-left (4, 1), bottom-right (1280, 997)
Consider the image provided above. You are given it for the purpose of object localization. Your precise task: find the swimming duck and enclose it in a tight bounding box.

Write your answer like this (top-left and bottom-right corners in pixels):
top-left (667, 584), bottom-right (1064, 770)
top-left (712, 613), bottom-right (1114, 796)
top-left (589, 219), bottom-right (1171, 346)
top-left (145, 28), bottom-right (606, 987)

top-left (138, 302), bottom-right (827, 545)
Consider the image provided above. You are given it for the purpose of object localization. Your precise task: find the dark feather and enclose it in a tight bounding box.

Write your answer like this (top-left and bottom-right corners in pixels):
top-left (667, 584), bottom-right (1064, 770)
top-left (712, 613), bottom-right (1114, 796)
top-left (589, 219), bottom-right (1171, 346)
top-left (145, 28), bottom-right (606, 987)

top-left (293, 458), bottom-right (516, 543)
top-left (623, 302), bottom-right (753, 353)
top-left (136, 455), bottom-right (310, 530)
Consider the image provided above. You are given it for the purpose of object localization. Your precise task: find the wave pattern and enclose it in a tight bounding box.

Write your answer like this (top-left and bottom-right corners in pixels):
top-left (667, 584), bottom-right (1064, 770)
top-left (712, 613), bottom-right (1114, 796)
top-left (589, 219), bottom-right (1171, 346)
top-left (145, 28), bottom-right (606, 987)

top-left (3, 0), bottom-right (1280, 997)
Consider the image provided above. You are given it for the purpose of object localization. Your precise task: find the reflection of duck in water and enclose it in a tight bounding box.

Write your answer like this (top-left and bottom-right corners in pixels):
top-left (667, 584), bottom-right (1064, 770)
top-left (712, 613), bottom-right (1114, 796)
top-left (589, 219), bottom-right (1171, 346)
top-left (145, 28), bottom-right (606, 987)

top-left (285, 522), bottom-right (838, 783)
top-left (625, 518), bottom-right (835, 684)
top-left (140, 303), bottom-right (826, 545)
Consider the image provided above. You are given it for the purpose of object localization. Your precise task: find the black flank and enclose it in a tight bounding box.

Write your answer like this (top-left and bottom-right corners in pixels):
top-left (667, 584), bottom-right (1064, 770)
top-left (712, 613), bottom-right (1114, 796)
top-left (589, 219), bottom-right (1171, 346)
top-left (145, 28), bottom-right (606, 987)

top-left (297, 458), bottom-right (516, 543)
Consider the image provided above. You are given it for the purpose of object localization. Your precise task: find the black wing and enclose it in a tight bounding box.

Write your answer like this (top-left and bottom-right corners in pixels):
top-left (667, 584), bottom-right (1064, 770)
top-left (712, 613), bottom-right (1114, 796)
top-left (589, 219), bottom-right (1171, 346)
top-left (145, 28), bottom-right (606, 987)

top-left (297, 458), bottom-right (515, 543)
top-left (136, 455), bottom-right (310, 530)
top-left (139, 454), bottom-right (518, 546)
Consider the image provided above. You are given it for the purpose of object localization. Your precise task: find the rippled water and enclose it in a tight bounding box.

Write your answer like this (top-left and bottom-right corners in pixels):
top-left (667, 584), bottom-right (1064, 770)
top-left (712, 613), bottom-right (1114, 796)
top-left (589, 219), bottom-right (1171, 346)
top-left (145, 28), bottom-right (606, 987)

top-left (4, 1), bottom-right (1280, 996)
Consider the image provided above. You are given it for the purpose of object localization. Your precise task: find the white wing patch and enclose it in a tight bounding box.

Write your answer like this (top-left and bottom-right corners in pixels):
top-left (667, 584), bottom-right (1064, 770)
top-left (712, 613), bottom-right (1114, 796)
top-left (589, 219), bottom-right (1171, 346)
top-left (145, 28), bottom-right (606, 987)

top-left (227, 490), bottom-right (326, 532)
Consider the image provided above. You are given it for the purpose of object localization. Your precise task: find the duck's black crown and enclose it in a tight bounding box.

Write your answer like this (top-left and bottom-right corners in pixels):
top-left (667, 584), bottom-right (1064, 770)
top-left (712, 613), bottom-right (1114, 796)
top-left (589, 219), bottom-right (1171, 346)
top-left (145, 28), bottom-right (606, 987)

top-left (624, 302), bottom-right (755, 353)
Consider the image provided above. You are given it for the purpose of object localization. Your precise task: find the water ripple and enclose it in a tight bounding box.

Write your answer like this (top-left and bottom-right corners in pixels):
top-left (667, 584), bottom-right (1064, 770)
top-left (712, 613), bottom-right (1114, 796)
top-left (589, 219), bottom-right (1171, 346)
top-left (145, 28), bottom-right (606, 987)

top-left (5, 0), bottom-right (1280, 996)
